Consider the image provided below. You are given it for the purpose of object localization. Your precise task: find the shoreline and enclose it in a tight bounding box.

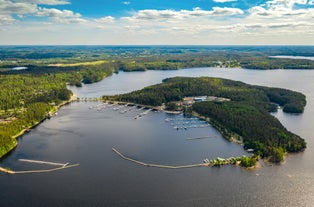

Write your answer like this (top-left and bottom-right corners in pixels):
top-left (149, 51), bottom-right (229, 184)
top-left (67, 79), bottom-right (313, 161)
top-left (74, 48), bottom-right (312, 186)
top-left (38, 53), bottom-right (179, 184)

top-left (104, 100), bottom-right (260, 168)
top-left (0, 94), bottom-right (76, 159)
top-left (113, 147), bottom-right (259, 169)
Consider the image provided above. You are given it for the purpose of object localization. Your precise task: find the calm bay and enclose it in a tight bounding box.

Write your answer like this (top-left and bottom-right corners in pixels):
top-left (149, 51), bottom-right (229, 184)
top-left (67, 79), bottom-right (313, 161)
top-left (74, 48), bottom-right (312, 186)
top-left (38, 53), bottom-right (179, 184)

top-left (1, 68), bottom-right (314, 206)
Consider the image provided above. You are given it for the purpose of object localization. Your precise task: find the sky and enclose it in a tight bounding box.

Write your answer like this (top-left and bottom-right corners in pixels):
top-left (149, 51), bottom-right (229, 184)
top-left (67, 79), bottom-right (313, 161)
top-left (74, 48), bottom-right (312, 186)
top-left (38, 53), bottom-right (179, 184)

top-left (0, 0), bottom-right (314, 45)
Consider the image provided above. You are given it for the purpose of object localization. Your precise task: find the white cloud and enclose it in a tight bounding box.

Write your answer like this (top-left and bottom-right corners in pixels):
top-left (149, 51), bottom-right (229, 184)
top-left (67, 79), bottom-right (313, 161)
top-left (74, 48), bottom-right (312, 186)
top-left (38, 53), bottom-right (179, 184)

top-left (0, 0), bottom-right (314, 45)
top-left (122, 7), bottom-right (244, 21)
top-left (268, 21), bottom-right (313, 28)
top-left (37, 8), bottom-right (81, 18)
top-left (249, 0), bottom-right (314, 20)
top-left (210, 7), bottom-right (244, 15)
top-left (12, 0), bottom-right (70, 5)
top-left (36, 8), bottom-right (81, 18)
top-left (213, 0), bottom-right (237, 3)
top-left (0, 0), bottom-right (81, 25)
top-left (0, 0), bottom-right (37, 15)
top-left (0, 14), bottom-right (15, 25)
top-left (36, 7), bottom-right (86, 23)
top-left (123, 1), bottom-right (130, 5)
top-left (95, 16), bottom-right (115, 23)
top-left (265, 0), bottom-right (308, 9)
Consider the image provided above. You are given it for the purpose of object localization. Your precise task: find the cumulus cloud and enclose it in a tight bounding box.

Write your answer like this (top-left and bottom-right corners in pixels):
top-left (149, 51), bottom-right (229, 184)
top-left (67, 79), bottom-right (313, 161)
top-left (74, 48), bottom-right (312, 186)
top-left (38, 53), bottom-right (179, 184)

top-left (36, 7), bottom-right (86, 23)
top-left (0, 0), bottom-right (85, 25)
top-left (95, 16), bottom-right (115, 23)
top-left (265, 0), bottom-right (308, 8)
top-left (122, 7), bottom-right (244, 21)
top-left (248, 0), bottom-right (314, 19)
top-left (36, 7), bottom-right (80, 18)
top-left (1, 0), bottom-right (314, 44)
top-left (210, 7), bottom-right (244, 15)
top-left (0, 14), bottom-right (15, 25)
top-left (0, 0), bottom-right (37, 15)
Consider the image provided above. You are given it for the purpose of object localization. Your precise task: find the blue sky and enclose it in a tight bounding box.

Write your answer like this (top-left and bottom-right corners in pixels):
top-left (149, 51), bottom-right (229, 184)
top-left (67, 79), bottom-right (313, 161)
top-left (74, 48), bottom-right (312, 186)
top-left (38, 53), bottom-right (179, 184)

top-left (1, 0), bottom-right (314, 45)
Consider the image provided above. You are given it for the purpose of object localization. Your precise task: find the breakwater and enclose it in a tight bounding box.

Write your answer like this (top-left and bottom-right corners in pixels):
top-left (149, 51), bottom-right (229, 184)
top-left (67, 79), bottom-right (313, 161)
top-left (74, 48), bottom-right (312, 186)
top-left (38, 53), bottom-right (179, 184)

top-left (112, 148), bottom-right (207, 169)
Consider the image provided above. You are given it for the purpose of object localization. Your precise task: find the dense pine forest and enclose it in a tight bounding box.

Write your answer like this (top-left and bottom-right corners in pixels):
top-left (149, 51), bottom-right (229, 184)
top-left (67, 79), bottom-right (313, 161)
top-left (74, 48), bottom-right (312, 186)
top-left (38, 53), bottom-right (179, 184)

top-left (0, 74), bottom-right (72, 157)
top-left (104, 77), bottom-right (306, 162)
top-left (0, 62), bottom-right (115, 158)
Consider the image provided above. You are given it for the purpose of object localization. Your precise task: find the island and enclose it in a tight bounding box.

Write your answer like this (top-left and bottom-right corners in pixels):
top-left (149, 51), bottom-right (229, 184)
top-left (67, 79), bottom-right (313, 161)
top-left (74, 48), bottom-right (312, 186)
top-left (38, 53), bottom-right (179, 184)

top-left (103, 77), bottom-right (307, 164)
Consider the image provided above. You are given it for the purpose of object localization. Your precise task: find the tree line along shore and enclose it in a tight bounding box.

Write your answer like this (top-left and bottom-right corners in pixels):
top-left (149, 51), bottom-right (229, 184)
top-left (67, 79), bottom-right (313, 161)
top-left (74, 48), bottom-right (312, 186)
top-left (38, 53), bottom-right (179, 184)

top-left (1, 74), bottom-right (307, 164)
top-left (103, 77), bottom-right (307, 164)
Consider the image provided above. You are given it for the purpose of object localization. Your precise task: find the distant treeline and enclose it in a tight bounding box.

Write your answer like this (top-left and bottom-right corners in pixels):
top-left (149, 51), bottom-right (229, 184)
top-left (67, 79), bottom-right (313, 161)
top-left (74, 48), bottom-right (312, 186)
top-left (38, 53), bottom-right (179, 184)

top-left (1, 46), bottom-right (314, 71)
top-left (1, 62), bottom-right (116, 87)
top-left (104, 77), bottom-right (306, 162)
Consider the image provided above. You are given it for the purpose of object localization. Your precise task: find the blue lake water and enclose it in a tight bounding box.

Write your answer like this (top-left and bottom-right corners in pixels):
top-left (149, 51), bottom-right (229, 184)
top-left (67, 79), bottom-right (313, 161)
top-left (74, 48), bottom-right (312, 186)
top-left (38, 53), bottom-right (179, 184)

top-left (1, 68), bottom-right (314, 206)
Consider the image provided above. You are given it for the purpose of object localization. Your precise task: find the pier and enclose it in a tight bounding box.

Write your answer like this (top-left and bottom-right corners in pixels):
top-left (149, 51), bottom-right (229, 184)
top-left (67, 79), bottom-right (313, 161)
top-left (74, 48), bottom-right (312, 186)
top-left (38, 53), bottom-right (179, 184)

top-left (0, 159), bottom-right (79, 175)
top-left (19, 159), bottom-right (69, 167)
top-left (14, 164), bottom-right (79, 174)
top-left (134, 108), bottom-right (153, 119)
top-left (112, 147), bottom-right (208, 169)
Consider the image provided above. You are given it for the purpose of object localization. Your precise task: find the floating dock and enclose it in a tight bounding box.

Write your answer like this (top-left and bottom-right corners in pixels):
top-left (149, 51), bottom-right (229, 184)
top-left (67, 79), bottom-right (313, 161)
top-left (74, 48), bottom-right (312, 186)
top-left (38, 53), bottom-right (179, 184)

top-left (19, 159), bottom-right (69, 167)
top-left (0, 159), bottom-right (79, 175)
top-left (112, 147), bottom-right (208, 169)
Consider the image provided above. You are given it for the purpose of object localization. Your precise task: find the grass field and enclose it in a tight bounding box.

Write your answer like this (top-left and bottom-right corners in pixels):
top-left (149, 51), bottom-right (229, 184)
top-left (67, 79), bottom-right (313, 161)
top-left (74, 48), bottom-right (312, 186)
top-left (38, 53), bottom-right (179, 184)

top-left (48, 60), bottom-right (108, 67)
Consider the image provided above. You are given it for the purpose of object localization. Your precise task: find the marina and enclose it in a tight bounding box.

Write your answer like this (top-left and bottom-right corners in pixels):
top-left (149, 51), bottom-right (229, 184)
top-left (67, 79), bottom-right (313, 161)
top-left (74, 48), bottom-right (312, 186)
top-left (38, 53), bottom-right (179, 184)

top-left (88, 101), bottom-right (212, 129)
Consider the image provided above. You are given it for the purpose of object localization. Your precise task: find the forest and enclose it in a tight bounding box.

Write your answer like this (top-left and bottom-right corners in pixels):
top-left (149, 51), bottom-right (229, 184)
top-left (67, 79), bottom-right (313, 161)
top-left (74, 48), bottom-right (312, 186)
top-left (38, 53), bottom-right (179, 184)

top-left (0, 61), bottom-right (115, 158)
top-left (103, 77), bottom-right (307, 162)
top-left (1, 46), bottom-right (314, 73)
top-left (0, 74), bottom-right (72, 157)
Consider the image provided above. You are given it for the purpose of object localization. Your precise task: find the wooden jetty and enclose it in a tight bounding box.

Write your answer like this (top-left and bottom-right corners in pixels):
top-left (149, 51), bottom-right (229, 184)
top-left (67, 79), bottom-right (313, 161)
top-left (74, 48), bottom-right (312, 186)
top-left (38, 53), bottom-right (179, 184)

top-left (0, 159), bottom-right (79, 175)
top-left (14, 164), bottom-right (79, 174)
top-left (112, 148), bottom-right (208, 169)
top-left (19, 159), bottom-right (69, 167)
top-left (134, 108), bottom-right (153, 119)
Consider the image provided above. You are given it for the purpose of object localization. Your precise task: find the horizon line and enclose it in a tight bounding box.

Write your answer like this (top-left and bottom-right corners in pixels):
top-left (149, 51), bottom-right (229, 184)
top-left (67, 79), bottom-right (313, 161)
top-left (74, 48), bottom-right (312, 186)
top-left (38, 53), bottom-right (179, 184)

top-left (1, 44), bottom-right (314, 47)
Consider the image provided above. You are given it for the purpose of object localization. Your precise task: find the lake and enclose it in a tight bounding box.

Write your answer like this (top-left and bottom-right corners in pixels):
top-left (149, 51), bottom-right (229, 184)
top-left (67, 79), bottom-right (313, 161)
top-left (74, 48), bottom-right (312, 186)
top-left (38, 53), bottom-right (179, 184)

top-left (269, 55), bottom-right (314, 61)
top-left (1, 68), bottom-right (314, 207)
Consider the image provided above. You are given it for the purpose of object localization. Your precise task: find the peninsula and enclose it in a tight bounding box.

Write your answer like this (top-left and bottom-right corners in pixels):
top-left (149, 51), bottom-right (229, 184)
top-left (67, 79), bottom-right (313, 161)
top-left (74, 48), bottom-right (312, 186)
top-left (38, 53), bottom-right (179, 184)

top-left (103, 77), bottom-right (307, 163)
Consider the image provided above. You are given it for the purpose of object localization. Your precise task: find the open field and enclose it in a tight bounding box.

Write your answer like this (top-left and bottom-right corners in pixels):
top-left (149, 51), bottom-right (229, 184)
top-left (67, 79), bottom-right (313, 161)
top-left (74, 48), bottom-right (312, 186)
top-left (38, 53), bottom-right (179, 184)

top-left (48, 60), bottom-right (108, 67)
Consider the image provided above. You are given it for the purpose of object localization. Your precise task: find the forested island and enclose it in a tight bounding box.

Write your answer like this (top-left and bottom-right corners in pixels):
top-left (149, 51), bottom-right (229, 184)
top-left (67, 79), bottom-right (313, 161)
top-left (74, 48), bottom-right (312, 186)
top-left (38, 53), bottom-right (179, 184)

top-left (103, 77), bottom-right (307, 163)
